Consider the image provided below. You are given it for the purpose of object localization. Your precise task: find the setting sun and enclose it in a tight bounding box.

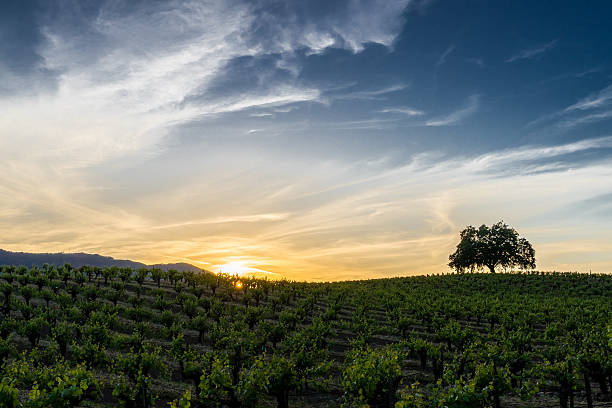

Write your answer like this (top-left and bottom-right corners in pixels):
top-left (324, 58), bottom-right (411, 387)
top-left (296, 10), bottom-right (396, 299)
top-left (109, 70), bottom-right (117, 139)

top-left (213, 261), bottom-right (275, 278)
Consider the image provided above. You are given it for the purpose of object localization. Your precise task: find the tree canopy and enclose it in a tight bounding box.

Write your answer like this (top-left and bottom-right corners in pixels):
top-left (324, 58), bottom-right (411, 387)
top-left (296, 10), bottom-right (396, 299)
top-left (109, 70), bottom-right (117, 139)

top-left (448, 221), bottom-right (536, 273)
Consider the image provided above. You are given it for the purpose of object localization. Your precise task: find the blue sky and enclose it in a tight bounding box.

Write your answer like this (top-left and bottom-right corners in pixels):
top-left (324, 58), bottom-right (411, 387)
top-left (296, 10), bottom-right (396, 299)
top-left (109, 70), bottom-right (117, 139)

top-left (1, 0), bottom-right (612, 280)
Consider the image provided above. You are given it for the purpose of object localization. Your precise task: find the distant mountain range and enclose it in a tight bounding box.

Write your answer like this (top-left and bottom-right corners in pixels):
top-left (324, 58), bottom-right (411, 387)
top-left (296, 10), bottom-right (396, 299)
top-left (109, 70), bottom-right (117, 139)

top-left (0, 249), bottom-right (206, 273)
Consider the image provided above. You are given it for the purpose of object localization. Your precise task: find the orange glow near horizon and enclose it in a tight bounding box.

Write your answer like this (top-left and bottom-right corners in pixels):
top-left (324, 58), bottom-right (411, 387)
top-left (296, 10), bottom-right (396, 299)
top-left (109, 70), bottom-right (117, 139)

top-left (3, 1), bottom-right (612, 284)
top-left (212, 261), bottom-right (279, 279)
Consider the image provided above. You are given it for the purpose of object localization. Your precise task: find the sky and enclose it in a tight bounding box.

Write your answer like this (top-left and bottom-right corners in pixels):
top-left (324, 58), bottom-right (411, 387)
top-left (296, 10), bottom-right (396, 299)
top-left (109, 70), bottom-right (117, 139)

top-left (1, 0), bottom-right (612, 281)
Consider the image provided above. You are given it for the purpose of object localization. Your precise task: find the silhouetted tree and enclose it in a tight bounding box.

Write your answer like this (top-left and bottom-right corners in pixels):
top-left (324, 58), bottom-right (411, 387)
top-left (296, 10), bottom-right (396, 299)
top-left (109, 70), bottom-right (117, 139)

top-left (449, 221), bottom-right (535, 273)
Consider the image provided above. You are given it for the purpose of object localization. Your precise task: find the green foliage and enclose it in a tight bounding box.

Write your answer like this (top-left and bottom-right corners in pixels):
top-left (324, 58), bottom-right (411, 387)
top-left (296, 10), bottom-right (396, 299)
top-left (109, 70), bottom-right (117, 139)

top-left (342, 346), bottom-right (402, 407)
top-left (21, 317), bottom-right (46, 348)
top-left (0, 378), bottom-right (19, 408)
top-left (71, 338), bottom-right (108, 369)
top-left (19, 285), bottom-right (35, 306)
top-left (395, 382), bottom-right (426, 408)
top-left (198, 353), bottom-right (263, 408)
top-left (28, 342), bottom-right (61, 367)
top-left (1, 264), bottom-right (611, 408)
top-left (169, 389), bottom-right (191, 408)
top-left (136, 268), bottom-right (149, 286)
top-left (51, 321), bottom-right (75, 357)
top-left (449, 221), bottom-right (536, 273)
top-left (189, 312), bottom-right (210, 343)
top-left (0, 337), bottom-right (17, 363)
top-left (112, 345), bottom-right (166, 408)
top-left (256, 354), bottom-right (300, 407)
top-left (429, 377), bottom-right (487, 408)
top-left (3, 360), bottom-right (100, 408)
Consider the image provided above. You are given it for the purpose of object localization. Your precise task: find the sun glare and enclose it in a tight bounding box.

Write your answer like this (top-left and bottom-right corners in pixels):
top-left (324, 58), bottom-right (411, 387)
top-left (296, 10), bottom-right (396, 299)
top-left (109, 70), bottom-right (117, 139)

top-left (214, 261), bottom-right (269, 277)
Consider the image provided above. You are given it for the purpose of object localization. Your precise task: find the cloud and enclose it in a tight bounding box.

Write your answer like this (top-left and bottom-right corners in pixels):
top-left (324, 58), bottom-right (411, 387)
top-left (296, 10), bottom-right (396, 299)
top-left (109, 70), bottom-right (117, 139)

top-left (557, 110), bottom-right (612, 128)
top-left (425, 94), bottom-right (479, 126)
top-left (5, 131), bottom-right (612, 280)
top-left (321, 118), bottom-right (400, 130)
top-left (152, 213), bottom-right (291, 230)
top-left (435, 45), bottom-right (455, 67)
top-left (564, 84), bottom-right (612, 112)
top-left (334, 84), bottom-right (408, 100)
top-left (0, 0), bottom-right (415, 173)
top-left (465, 57), bottom-right (484, 68)
top-left (407, 0), bottom-right (438, 14)
top-left (0, 0), bottom-right (420, 281)
top-left (379, 107), bottom-right (425, 116)
top-left (242, 0), bottom-right (411, 54)
top-left (274, 106), bottom-right (298, 113)
top-left (463, 135), bottom-right (612, 173)
top-left (4, 1), bottom-right (612, 280)
top-left (527, 83), bottom-right (612, 130)
top-left (506, 39), bottom-right (558, 62)
top-left (541, 67), bottom-right (602, 85)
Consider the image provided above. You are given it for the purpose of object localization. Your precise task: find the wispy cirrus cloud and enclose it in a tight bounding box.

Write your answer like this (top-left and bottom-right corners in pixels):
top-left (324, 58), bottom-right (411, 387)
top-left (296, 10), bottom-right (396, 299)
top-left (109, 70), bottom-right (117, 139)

top-left (379, 106), bottom-right (425, 116)
top-left (334, 84), bottom-right (408, 100)
top-left (540, 67), bottom-right (602, 85)
top-left (557, 110), bottom-right (612, 129)
top-left (506, 39), bottom-right (558, 62)
top-left (527, 83), bottom-right (612, 130)
top-left (0, 0), bottom-right (420, 280)
top-left (425, 94), bottom-right (479, 126)
top-left (435, 45), bottom-right (455, 67)
top-left (2, 129), bottom-right (612, 280)
top-left (246, 0), bottom-right (412, 54)
top-left (3, 0), bottom-right (612, 281)
top-left (565, 84), bottom-right (612, 112)
top-left (324, 118), bottom-right (400, 130)
top-left (464, 135), bottom-right (612, 172)
top-left (151, 213), bottom-right (291, 230)
top-left (0, 0), bottom-right (413, 169)
top-left (465, 57), bottom-right (484, 68)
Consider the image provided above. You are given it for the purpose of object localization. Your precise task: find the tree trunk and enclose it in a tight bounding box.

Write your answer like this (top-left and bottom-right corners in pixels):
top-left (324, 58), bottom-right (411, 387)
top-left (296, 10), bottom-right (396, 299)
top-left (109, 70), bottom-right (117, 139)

top-left (419, 351), bottom-right (427, 370)
top-left (584, 373), bottom-right (593, 408)
top-left (559, 382), bottom-right (570, 408)
top-left (494, 393), bottom-right (501, 408)
top-left (559, 386), bottom-right (568, 408)
top-left (597, 374), bottom-right (609, 394)
top-left (433, 356), bottom-right (444, 380)
top-left (385, 379), bottom-right (398, 408)
top-left (487, 265), bottom-right (496, 273)
top-left (276, 391), bottom-right (289, 408)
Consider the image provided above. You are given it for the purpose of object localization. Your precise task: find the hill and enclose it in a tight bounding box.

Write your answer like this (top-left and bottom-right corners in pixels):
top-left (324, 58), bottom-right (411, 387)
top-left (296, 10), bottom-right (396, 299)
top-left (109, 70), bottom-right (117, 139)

top-left (0, 269), bottom-right (610, 407)
top-left (0, 249), bottom-right (204, 273)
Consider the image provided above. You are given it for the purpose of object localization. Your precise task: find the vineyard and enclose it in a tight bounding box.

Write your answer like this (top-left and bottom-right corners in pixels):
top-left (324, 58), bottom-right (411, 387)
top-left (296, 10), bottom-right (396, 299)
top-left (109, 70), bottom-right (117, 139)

top-left (0, 265), bottom-right (611, 408)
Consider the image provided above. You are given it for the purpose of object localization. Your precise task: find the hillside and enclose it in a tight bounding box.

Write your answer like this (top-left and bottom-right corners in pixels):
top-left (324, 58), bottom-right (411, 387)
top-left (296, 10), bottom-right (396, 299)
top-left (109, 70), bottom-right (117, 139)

top-left (0, 268), bottom-right (610, 407)
top-left (0, 249), bottom-right (204, 273)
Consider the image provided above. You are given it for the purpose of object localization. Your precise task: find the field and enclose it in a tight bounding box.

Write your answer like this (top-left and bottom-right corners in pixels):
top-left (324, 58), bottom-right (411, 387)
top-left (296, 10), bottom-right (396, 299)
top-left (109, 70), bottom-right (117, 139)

top-left (0, 265), bottom-right (611, 408)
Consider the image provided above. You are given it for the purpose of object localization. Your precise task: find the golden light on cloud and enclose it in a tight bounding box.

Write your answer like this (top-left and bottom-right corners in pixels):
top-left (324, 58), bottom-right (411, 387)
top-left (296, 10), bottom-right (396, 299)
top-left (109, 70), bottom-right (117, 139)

top-left (2, 135), bottom-right (612, 282)
top-left (2, 0), bottom-right (612, 285)
top-left (213, 260), bottom-right (279, 279)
